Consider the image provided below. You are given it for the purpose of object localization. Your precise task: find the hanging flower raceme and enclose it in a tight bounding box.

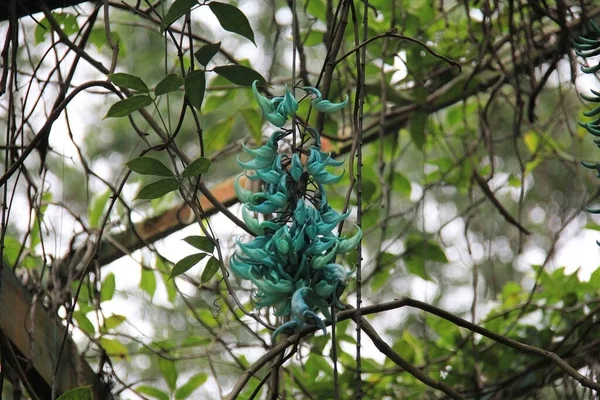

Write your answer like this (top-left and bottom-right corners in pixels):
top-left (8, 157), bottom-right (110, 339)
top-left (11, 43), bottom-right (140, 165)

top-left (232, 82), bottom-right (360, 338)
top-left (574, 23), bottom-right (600, 227)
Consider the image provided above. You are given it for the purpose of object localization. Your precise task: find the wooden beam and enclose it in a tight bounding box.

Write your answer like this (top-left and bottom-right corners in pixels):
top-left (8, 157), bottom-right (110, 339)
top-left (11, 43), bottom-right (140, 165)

top-left (0, 265), bottom-right (114, 399)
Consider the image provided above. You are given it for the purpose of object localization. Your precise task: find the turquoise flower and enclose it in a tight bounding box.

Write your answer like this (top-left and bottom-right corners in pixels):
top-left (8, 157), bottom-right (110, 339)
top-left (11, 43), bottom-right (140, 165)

top-left (252, 81), bottom-right (299, 127)
top-left (231, 83), bottom-right (360, 339)
top-left (302, 86), bottom-right (349, 113)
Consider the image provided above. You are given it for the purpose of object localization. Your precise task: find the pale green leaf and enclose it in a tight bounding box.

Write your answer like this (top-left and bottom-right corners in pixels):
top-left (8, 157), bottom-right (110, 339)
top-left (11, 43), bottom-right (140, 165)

top-left (170, 253), bottom-right (207, 279)
top-left (182, 236), bottom-right (214, 253)
top-left (104, 95), bottom-right (152, 118)
top-left (161, 0), bottom-right (198, 31)
top-left (201, 257), bottom-right (220, 284)
top-left (109, 73), bottom-right (149, 92)
top-left (208, 2), bottom-right (255, 45)
top-left (136, 178), bottom-right (180, 200)
top-left (175, 373), bottom-right (208, 399)
top-left (126, 157), bottom-right (173, 177)
top-left (57, 386), bottom-right (92, 400)
top-left (184, 70), bottom-right (206, 109)
top-left (182, 157), bottom-right (211, 178)
top-left (155, 73), bottom-right (184, 96)
top-left (100, 273), bottom-right (116, 302)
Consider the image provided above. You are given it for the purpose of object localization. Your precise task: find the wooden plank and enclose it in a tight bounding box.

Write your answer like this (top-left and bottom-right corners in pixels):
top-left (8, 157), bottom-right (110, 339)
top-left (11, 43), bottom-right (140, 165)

top-left (96, 176), bottom-right (242, 267)
top-left (0, 265), bottom-right (113, 399)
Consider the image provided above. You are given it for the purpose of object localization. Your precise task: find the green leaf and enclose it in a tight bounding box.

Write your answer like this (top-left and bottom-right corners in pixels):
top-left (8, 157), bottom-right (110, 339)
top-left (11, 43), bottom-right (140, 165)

top-left (590, 267), bottom-right (600, 290)
top-left (99, 338), bottom-right (129, 358)
top-left (158, 358), bottom-right (178, 392)
top-left (183, 236), bottom-right (214, 253)
top-left (305, 355), bottom-right (333, 381)
top-left (175, 373), bottom-right (208, 399)
top-left (182, 157), bottom-right (211, 178)
top-left (35, 13), bottom-right (79, 45)
top-left (392, 173), bottom-right (412, 198)
top-left (402, 236), bottom-right (447, 281)
top-left (160, 0), bottom-right (198, 31)
top-left (136, 385), bottom-right (170, 400)
top-left (302, 30), bottom-right (325, 46)
top-left (126, 157), bottom-right (173, 177)
top-left (101, 273), bottom-right (116, 302)
top-left (88, 189), bottom-right (112, 228)
top-left (523, 130), bottom-right (541, 154)
top-left (157, 257), bottom-right (178, 303)
top-left (409, 110), bottom-right (427, 150)
top-left (208, 2), bottom-right (256, 45)
top-left (404, 236), bottom-right (448, 263)
top-left (89, 28), bottom-right (121, 51)
top-left (104, 95), bottom-right (152, 118)
top-left (136, 178), bottom-right (180, 200)
top-left (170, 253), bottom-right (207, 279)
top-left (104, 314), bottom-right (126, 330)
top-left (109, 73), bottom-right (149, 92)
top-left (182, 336), bottom-right (212, 347)
top-left (404, 255), bottom-right (430, 281)
top-left (184, 70), bottom-right (206, 109)
top-left (140, 268), bottom-right (157, 298)
top-left (155, 73), bottom-right (184, 96)
top-left (194, 42), bottom-right (221, 66)
top-left (2, 236), bottom-right (21, 267)
top-left (201, 257), bottom-right (221, 284)
top-left (57, 386), bottom-right (92, 400)
top-left (73, 311), bottom-right (95, 335)
top-left (213, 65), bottom-right (266, 87)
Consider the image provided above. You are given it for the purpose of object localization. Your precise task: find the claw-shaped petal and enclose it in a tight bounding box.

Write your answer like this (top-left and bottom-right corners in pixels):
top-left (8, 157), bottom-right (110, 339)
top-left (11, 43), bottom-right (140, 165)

top-left (252, 191), bottom-right (288, 207)
top-left (306, 237), bottom-right (336, 255)
top-left (302, 86), bottom-right (322, 101)
top-left (312, 243), bottom-right (338, 269)
top-left (264, 110), bottom-right (287, 127)
top-left (234, 176), bottom-right (254, 204)
top-left (237, 155), bottom-right (274, 170)
top-left (255, 169), bottom-right (282, 185)
top-left (242, 206), bottom-right (264, 235)
top-left (242, 143), bottom-right (277, 159)
top-left (252, 80), bottom-right (273, 112)
top-left (281, 85), bottom-right (298, 115)
top-left (229, 254), bottom-right (252, 280)
top-left (294, 199), bottom-right (307, 225)
top-left (337, 226), bottom-right (362, 253)
top-left (290, 153), bottom-right (304, 182)
top-left (247, 201), bottom-right (279, 214)
top-left (272, 319), bottom-right (302, 340)
top-left (306, 126), bottom-right (322, 148)
top-left (313, 280), bottom-right (336, 297)
top-left (313, 169), bottom-right (344, 184)
top-left (312, 95), bottom-right (349, 113)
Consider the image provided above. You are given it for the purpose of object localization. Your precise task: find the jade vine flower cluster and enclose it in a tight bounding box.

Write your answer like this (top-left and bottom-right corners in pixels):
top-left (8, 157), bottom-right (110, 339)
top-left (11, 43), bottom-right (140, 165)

top-left (574, 22), bottom-right (600, 225)
top-left (232, 82), bottom-right (360, 338)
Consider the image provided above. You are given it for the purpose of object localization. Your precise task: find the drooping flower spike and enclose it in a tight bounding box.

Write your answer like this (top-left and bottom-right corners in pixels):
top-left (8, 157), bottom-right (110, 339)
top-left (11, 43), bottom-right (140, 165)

top-left (232, 82), bottom-right (360, 339)
top-left (574, 24), bottom-right (600, 236)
